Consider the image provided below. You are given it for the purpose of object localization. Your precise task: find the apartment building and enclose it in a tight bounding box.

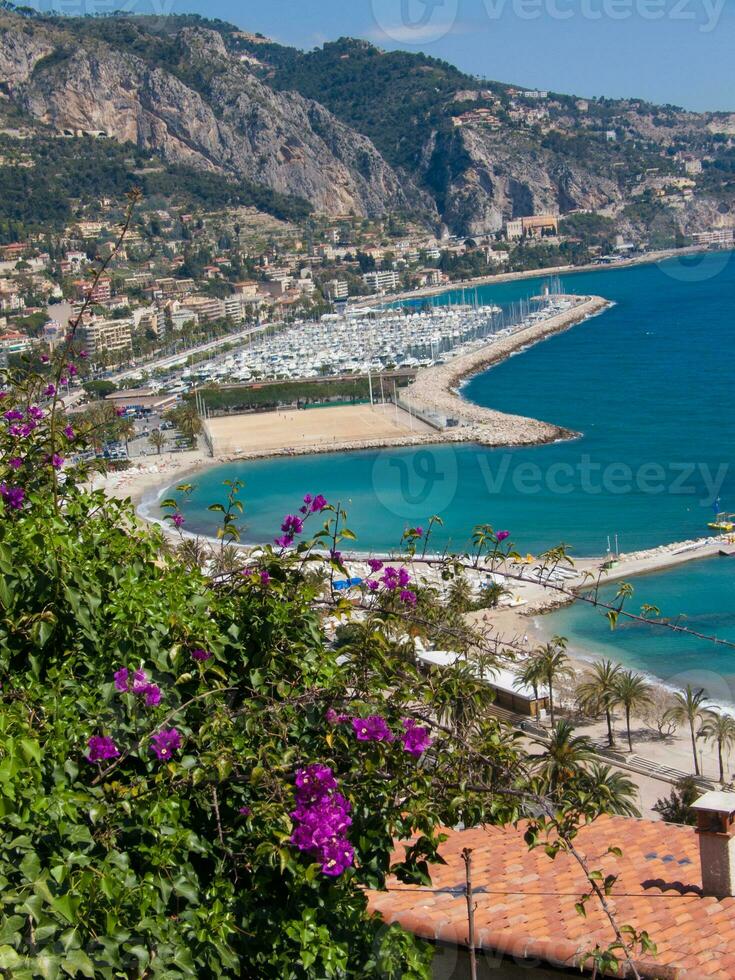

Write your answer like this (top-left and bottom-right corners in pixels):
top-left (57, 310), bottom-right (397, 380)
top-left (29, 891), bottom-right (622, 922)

top-left (79, 318), bottom-right (132, 357)
top-left (362, 270), bottom-right (401, 293)
top-left (72, 276), bottom-right (112, 304)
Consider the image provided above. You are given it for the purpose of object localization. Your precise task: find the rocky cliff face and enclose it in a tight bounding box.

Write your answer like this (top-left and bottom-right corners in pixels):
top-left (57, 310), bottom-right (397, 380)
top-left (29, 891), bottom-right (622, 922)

top-left (425, 127), bottom-right (622, 236)
top-left (0, 16), bottom-right (422, 219)
top-left (0, 12), bottom-right (730, 237)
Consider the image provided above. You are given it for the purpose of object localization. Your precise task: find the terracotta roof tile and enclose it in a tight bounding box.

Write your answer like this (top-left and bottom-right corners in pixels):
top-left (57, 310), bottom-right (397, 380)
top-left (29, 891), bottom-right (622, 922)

top-left (366, 814), bottom-right (735, 978)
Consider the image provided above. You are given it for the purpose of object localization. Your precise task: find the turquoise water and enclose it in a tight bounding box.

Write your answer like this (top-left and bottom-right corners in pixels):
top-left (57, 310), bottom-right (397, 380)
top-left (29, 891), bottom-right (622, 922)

top-left (168, 251), bottom-right (735, 557)
top-left (160, 251), bottom-right (735, 688)
top-left (548, 557), bottom-right (735, 701)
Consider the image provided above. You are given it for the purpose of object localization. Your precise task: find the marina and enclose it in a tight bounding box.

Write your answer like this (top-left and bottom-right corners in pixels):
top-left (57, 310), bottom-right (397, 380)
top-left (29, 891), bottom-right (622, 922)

top-left (170, 285), bottom-right (575, 392)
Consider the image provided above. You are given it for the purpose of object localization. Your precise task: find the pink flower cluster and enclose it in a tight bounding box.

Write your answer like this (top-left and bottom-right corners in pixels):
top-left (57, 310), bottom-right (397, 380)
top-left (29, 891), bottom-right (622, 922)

top-left (275, 513), bottom-right (303, 547)
top-left (86, 735), bottom-right (119, 763)
top-left (150, 728), bottom-right (181, 761)
top-left (190, 647), bottom-right (212, 662)
top-left (274, 494), bottom-right (329, 547)
top-left (401, 718), bottom-right (433, 758)
top-left (4, 404), bottom-right (43, 440)
top-left (327, 710), bottom-right (432, 759)
top-left (299, 493), bottom-right (328, 515)
top-left (364, 562), bottom-right (417, 606)
top-left (114, 667), bottom-right (162, 707)
top-left (0, 483), bottom-right (24, 510)
top-left (290, 764), bottom-right (354, 877)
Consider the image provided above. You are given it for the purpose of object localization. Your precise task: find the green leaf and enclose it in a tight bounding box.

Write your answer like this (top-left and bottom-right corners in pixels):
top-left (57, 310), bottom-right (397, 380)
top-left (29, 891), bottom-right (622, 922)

top-left (20, 850), bottom-right (41, 882)
top-left (51, 894), bottom-right (79, 924)
top-left (61, 949), bottom-right (95, 978)
top-left (19, 739), bottom-right (42, 766)
top-left (0, 945), bottom-right (23, 970)
top-left (172, 877), bottom-right (198, 903)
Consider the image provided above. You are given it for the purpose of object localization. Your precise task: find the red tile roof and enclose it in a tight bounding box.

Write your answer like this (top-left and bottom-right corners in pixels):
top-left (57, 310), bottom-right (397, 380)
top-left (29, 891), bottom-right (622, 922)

top-left (367, 815), bottom-right (735, 978)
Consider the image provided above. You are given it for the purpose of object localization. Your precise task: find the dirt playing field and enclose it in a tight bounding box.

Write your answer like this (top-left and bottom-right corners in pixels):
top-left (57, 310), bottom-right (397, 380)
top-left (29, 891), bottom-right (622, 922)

top-left (204, 403), bottom-right (434, 455)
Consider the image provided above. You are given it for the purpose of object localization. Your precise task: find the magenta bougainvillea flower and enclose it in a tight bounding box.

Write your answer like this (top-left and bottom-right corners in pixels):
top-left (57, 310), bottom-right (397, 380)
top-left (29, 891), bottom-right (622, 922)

top-left (191, 648), bottom-right (212, 662)
top-left (0, 484), bottom-right (24, 510)
top-left (87, 735), bottom-right (119, 763)
top-left (400, 718), bottom-right (432, 759)
top-left (290, 765), bottom-right (354, 877)
top-left (150, 728), bottom-right (181, 761)
top-left (114, 667), bottom-right (162, 707)
top-left (351, 716), bottom-right (395, 743)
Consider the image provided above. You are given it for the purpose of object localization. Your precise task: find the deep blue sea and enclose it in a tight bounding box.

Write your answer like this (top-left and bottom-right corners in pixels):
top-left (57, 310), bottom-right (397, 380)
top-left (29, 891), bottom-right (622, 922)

top-left (159, 251), bottom-right (735, 692)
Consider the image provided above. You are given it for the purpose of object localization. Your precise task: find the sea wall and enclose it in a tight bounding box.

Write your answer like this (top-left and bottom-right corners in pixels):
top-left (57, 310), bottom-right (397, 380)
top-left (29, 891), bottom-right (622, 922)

top-left (403, 295), bottom-right (611, 447)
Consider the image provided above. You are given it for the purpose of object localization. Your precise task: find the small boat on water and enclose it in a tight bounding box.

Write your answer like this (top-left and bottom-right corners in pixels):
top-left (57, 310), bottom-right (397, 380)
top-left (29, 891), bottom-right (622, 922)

top-left (708, 512), bottom-right (735, 533)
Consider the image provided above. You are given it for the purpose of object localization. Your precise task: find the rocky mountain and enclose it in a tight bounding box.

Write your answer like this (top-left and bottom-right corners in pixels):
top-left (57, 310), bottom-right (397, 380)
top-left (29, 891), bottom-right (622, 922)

top-left (0, 12), bottom-right (423, 220)
top-left (0, 9), bottom-right (732, 236)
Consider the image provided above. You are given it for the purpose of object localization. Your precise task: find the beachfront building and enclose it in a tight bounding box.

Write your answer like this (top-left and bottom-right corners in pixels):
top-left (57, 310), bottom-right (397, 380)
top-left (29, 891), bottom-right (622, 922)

top-left (326, 279), bottom-right (349, 300)
top-left (105, 388), bottom-right (178, 414)
top-left (505, 214), bottom-right (559, 241)
top-left (167, 305), bottom-right (199, 332)
top-left (416, 649), bottom-right (549, 718)
top-left (362, 270), bottom-right (401, 293)
top-left (78, 318), bottom-right (132, 357)
top-left (368, 792), bottom-right (735, 978)
top-left (72, 276), bottom-right (112, 304)
top-left (693, 229), bottom-right (735, 247)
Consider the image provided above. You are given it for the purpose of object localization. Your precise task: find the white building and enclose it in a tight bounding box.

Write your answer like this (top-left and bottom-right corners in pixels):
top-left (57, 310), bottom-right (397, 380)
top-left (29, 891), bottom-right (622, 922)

top-left (362, 270), bottom-right (401, 293)
top-left (79, 318), bottom-right (133, 357)
top-left (327, 280), bottom-right (349, 300)
top-left (692, 229), bottom-right (734, 246)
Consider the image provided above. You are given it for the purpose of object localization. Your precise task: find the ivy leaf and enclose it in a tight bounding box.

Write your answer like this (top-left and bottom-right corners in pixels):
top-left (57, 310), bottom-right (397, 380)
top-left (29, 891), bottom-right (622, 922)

top-left (61, 949), bottom-right (95, 978)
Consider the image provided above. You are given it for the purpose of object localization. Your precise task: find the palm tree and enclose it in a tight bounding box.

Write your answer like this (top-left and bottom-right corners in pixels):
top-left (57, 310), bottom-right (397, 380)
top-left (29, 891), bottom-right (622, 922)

top-left (664, 685), bottom-right (710, 776)
top-left (614, 670), bottom-right (653, 753)
top-left (166, 403), bottom-right (202, 442)
top-left (534, 636), bottom-right (574, 726)
top-left (116, 417), bottom-right (135, 456)
top-left (698, 711), bottom-right (735, 783)
top-left (148, 430), bottom-right (167, 455)
top-left (576, 660), bottom-right (622, 747)
top-left (533, 719), bottom-right (595, 792)
top-left (514, 656), bottom-right (545, 706)
top-left (584, 763), bottom-right (640, 817)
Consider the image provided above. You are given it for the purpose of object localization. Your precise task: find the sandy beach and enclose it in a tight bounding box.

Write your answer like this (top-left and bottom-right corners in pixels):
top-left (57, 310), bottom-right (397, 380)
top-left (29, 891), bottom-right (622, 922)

top-left (204, 402), bottom-right (436, 455)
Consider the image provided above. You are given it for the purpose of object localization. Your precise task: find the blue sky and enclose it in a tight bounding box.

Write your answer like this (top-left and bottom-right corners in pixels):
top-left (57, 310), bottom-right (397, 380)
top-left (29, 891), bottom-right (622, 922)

top-left (66, 0), bottom-right (735, 110)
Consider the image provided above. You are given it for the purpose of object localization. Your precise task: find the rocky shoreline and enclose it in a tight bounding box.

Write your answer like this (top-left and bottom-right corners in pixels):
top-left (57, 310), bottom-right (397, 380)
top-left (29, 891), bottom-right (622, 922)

top-left (403, 294), bottom-right (611, 446)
